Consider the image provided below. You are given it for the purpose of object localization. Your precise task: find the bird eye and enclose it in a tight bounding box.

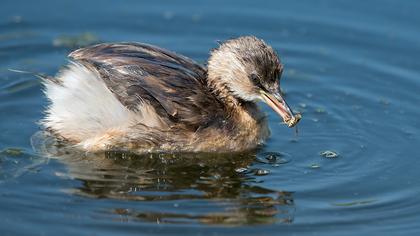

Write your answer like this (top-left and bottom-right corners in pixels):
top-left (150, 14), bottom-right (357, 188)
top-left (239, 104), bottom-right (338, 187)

top-left (251, 73), bottom-right (258, 81)
top-left (250, 73), bottom-right (262, 86)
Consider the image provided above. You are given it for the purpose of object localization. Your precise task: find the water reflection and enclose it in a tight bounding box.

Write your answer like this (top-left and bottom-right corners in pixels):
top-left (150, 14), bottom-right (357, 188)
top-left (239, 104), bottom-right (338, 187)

top-left (33, 132), bottom-right (295, 225)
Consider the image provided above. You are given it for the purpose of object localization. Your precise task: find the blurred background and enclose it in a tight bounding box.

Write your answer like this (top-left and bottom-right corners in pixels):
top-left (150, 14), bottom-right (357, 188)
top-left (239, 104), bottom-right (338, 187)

top-left (0, 0), bottom-right (419, 236)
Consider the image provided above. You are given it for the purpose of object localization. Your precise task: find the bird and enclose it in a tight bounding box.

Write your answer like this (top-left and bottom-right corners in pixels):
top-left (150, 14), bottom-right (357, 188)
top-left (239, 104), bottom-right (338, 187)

top-left (42, 36), bottom-right (301, 153)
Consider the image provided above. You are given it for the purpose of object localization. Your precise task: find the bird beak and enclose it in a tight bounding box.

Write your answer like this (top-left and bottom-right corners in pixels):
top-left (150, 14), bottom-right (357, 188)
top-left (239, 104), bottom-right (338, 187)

top-left (260, 90), bottom-right (301, 127)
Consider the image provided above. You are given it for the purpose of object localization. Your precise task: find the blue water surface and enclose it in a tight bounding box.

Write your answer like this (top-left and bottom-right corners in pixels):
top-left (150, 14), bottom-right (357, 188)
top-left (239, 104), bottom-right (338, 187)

top-left (0, 0), bottom-right (419, 235)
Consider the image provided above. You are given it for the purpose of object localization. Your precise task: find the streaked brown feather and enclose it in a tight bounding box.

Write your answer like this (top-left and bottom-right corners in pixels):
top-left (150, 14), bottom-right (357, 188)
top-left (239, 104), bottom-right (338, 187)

top-left (70, 42), bottom-right (227, 131)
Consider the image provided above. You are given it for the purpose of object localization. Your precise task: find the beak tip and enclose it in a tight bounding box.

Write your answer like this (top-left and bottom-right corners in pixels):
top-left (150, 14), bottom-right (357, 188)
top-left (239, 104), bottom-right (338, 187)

top-left (261, 91), bottom-right (301, 127)
top-left (285, 113), bottom-right (302, 128)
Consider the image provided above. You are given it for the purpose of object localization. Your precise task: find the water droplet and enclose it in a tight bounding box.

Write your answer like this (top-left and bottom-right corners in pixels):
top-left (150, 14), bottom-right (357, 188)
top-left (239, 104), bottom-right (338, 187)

top-left (254, 169), bottom-right (270, 176)
top-left (257, 152), bottom-right (291, 165)
top-left (310, 163), bottom-right (321, 169)
top-left (235, 167), bottom-right (248, 173)
top-left (320, 150), bottom-right (339, 158)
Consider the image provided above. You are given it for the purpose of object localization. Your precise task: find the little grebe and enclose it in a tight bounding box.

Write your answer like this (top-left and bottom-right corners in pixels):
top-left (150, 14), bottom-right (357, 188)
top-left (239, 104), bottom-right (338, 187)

top-left (42, 36), bottom-right (301, 153)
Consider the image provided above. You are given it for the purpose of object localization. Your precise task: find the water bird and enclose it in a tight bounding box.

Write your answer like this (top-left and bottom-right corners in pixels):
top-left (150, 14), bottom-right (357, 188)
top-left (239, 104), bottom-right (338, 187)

top-left (42, 36), bottom-right (301, 153)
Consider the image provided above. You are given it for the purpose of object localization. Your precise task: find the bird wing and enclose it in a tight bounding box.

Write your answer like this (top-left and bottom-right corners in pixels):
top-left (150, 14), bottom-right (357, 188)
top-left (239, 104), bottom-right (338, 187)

top-left (68, 42), bottom-right (225, 130)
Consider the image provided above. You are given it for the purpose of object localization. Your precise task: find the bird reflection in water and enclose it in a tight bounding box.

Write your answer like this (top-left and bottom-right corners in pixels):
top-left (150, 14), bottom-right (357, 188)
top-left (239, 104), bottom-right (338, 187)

top-left (32, 132), bottom-right (295, 225)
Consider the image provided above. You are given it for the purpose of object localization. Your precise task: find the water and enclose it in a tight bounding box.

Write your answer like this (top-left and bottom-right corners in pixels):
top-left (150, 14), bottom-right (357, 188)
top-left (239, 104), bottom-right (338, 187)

top-left (1, 0), bottom-right (419, 235)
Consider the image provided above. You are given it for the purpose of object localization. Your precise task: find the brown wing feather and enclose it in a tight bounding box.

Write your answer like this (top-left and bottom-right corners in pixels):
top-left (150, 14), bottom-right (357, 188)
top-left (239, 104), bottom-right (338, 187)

top-left (69, 42), bottom-right (226, 130)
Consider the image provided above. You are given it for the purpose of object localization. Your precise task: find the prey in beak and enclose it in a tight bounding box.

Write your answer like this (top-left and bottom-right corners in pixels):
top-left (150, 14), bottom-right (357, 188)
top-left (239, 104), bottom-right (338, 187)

top-left (260, 90), bottom-right (301, 127)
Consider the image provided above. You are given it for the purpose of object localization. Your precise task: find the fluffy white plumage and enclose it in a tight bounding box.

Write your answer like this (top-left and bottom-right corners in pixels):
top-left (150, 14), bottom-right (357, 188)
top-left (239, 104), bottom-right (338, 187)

top-left (42, 62), bottom-right (163, 149)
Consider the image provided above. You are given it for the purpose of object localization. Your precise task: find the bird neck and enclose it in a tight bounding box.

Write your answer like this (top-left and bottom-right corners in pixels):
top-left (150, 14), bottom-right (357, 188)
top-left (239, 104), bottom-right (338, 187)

top-left (207, 75), bottom-right (242, 110)
top-left (207, 74), bottom-right (266, 139)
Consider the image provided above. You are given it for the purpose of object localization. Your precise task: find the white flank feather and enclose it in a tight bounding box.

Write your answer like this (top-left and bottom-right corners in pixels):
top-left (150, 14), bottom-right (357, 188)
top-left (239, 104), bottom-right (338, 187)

top-left (42, 62), bottom-right (163, 144)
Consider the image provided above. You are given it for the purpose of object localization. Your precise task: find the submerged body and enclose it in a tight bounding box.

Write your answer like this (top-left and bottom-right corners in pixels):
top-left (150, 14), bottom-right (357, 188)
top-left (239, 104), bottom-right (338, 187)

top-left (43, 36), bottom-right (300, 153)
